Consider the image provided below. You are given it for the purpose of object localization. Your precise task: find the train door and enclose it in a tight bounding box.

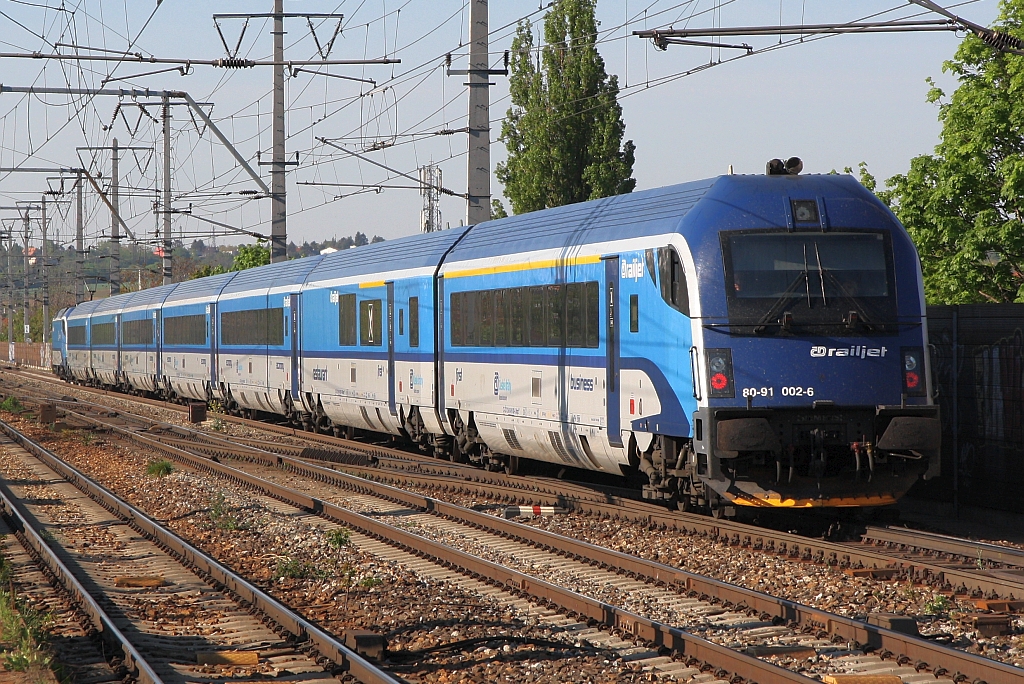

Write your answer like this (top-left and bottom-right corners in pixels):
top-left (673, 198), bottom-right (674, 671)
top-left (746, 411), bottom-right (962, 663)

top-left (115, 313), bottom-right (122, 380)
top-left (209, 302), bottom-right (218, 387)
top-left (290, 293), bottom-right (300, 399)
top-left (155, 310), bottom-right (162, 384)
top-left (386, 281), bottom-right (396, 416)
top-left (604, 256), bottom-right (622, 448)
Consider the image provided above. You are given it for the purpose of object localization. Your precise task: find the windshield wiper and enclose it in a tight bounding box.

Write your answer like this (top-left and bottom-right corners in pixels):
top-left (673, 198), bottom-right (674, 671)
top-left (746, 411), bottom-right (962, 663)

top-left (813, 241), bottom-right (827, 306)
top-left (816, 261), bottom-right (880, 330)
top-left (803, 244), bottom-right (811, 307)
top-left (753, 273), bottom-right (807, 334)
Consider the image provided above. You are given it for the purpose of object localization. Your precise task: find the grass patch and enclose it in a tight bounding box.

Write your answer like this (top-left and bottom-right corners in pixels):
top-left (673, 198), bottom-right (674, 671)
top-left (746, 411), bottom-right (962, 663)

top-left (326, 528), bottom-right (351, 549)
top-left (210, 417), bottom-right (225, 432)
top-left (77, 431), bottom-right (94, 446)
top-left (0, 396), bottom-right (22, 413)
top-left (208, 492), bottom-right (245, 531)
top-left (145, 459), bottom-right (174, 478)
top-left (274, 557), bottom-right (327, 581)
top-left (0, 545), bottom-right (53, 672)
top-left (357, 576), bottom-right (382, 588)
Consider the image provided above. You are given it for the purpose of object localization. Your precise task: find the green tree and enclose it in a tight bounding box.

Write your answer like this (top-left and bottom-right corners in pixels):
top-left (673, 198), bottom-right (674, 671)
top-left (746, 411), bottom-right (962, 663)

top-left (881, 0), bottom-right (1024, 304)
top-left (496, 0), bottom-right (635, 215)
top-left (231, 241), bottom-right (271, 271)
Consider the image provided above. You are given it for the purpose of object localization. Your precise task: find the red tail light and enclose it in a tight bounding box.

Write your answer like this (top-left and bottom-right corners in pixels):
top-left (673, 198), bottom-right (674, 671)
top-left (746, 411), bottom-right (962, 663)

top-left (706, 349), bottom-right (735, 398)
top-left (901, 347), bottom-right (926, 397)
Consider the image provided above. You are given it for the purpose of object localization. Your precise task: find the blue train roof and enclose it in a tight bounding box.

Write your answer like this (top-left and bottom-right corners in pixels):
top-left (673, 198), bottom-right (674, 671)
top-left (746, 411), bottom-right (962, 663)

top-left (66, 299), bottom-right (103, 319)
top-left (221, 253), bottom-right (325, 294)
top-left (305, 229), bottom-right (467, 284)
top-left (449, 178), bottom-right (717, 262)
top-left (121, 282), bottom-right (179, 311)
top-left (163, 270), bottom-right (236, 304)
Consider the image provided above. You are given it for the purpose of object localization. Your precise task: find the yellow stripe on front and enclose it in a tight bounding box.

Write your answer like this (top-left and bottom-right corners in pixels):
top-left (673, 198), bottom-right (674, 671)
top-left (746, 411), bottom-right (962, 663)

top-left (446, 254), bottom-right (602, 279)
top-left (358, 280), bottom-right (386, 289)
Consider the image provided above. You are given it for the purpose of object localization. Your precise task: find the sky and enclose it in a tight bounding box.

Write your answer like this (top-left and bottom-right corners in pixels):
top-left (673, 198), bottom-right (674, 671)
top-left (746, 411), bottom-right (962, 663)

top-left (0, 0), bottom-right (1002, 254)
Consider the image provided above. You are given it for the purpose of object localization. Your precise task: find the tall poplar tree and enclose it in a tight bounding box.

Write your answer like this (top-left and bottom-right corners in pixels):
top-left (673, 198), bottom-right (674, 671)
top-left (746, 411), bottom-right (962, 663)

top-left (496, 0), bottom-right (635, 215)
top-left (882, 0), bottom-right (1024, 303)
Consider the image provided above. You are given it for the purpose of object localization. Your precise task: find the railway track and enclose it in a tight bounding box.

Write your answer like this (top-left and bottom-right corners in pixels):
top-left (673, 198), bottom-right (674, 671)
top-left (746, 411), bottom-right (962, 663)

top-left (0, 417), bottom-right (399, 684)
top-left (8, 384), bottom-right (1023, 684)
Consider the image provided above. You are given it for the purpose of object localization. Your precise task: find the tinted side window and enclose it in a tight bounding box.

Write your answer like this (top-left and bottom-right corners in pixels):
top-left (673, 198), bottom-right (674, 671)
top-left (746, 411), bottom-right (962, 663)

top-left (479, 290), bottom-right (494, 346)
top-left (222, 309), bottom-right (284, 346)
top-left (629, 294), bottom-right (639, 333)
top-left (122, 319), bottom-right (154, 345)
top-left (566, 283), bottom-right (584, 347)
top-left (92, 322), bottom-right (116, 345)
top-left (546, 284), bottom-right (564, 346)
top-left (585, 281), bottom-right (599, 348)
top-left (409, 296), bottom-right (419, 347)
top-left (339, 293), bottom-right (357, 346)
top-left (659, 247), bottom-right (689, 315)
top-left (450, 292), bottom-right (463, 346)
top-left (528, 286), bottom-right (545, 346)
top-left (464, 292), bottom-right (478, 347)
top-left (510, 288), bottom-right (525, 346)
top-left (68, 324), bottom-right (86, 345)
top-left (165, 314), bottom-right (208, 345)
top-left (494, 289), bottom-right (508, 346)
top-left (360, 299), bottom-right (383, 346)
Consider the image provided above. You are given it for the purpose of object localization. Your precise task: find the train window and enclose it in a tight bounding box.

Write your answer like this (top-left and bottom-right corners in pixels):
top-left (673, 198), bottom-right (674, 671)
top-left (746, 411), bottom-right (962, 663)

top-left (339, 293), bottom-right (357, 346)
top-left (566, 283), bottom-right (584, 347)
top-left (409, 297), bottom-right (419, 347)
top-left (399, 308), bottom-right (404, 336)
top-left (546, 284), bottom-right (565, 346)
top-left (450, 292), bottom-right (463, 346)
top-left (479, 290), bottom-right (494, 346)
top-left (645, 249), bottom-right (657, 287)
top-left (629, 295), bottom-right (639, 333)
top-left (528, 286), bottom-right (546, 346)
top-left (510, 288), bottom-right (525, 346)
top-left (67, 325), bottom-right (86, 345)
top-left (222, 308), bottom-right (285, 346)
top-left (464, 292), bottom-right (478, 346)
top-left (165, 314), bottom-right (208, 346)
top-left (494, 289), bottom-right (509, 346)
top-left (122, 319), bottom-right (153, 345)
top-left (92, 322), bottom-right (116, 346)
top-left (360, 299), bottom-right (383, 346)
top-left (585, 281), bottom-right (599, 348)
top-left (659, 247), bottom-right (689, 315)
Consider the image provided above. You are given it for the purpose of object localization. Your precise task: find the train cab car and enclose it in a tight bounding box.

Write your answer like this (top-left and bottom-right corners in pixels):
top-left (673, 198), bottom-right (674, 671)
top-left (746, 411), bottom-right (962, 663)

top-left (51, 307), bottom-right (70, 377)
top-left (682, 174), bottom-right (939, 514)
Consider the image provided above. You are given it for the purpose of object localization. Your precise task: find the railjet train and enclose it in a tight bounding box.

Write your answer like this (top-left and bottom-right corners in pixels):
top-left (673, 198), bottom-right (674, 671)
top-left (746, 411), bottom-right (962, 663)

top-left (52, 165), bottom-right (940, 517)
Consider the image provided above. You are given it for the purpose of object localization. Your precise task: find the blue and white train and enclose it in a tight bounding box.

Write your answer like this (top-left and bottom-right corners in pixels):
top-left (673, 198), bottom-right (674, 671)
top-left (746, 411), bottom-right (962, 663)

top-left (52, 168), bottom-right (940, 516)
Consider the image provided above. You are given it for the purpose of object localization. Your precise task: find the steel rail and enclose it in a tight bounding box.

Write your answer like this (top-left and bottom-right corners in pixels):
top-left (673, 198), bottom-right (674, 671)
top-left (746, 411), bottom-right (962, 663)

top-left (11, 371), bottom-right (1024, 601)
top-left (51, 408), bottom-right (823, 684)
top-left (53, 406), bottom-right (1024, 684)
top-left (862, 526), bottom-right (1024, 569)
top-left (0, 460), bottom-right (164, 684)
top-left (9, 371), bottom-right (1024, 601)
top-left (0, 419), bottom-right (401, 684)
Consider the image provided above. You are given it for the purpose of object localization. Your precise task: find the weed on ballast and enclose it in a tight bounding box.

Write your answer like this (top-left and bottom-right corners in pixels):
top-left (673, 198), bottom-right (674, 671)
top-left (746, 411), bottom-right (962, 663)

top-left (210, 417), bottom-right (225, 432)
top-left (923, 594), bottom-right (953, 614)
top-left (357, 576), bottom-right (382, 588)
top-left (208, 400), bottom-right (225, 415)
top-left (0, 396), bottom-right (22, 413)
top-left (77, 431), bottom-right (94, 446)
top-left (145, 459), bottom-right (174, 478)
top-left (273, 557), bottom-right (327, 581)
top-left (0, 548), bottom-right (53, 672)
top-left (208, 491), bottom-right (245, 531)
top-left (326, 528), bottom-right (351, 549)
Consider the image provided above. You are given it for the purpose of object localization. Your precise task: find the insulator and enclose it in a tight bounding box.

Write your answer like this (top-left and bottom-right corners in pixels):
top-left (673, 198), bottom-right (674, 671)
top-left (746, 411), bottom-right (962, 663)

top-left (978, 29), bottom-right (1024, 52)
top-left (213, 58), bottom-right (255, 69)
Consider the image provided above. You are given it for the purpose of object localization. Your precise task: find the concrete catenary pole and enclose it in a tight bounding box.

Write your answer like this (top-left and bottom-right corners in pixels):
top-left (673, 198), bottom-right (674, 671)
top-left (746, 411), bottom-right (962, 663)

top-left (110, 137), bottom-right (120, 295)
top-left (271, 0), bottom-right (287, 262)
top-left (6, 232), bottom-right (12, 357)
top-left (41, 195), bottom-right (48, 347)
top-left (162, 96), bottom-right (173, 285)
top-left (22, 212), bottom-right (29, 342)
top-left (466, 0), bottom-right (491, 226)
top-left (76, 173), bottom-right (84, 304)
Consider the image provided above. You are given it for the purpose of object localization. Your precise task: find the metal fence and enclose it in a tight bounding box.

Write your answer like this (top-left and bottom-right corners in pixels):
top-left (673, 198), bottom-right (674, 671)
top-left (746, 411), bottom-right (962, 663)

top-left (921, 305), bottom-right (1024, 514)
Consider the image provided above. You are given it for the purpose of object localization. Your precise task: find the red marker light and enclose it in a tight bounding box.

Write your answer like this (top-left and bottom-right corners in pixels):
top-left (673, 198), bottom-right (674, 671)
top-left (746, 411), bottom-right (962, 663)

top-left (711, 372), bottom-right (729, 390)
top-left (905, 371), bottom-right (920, 389)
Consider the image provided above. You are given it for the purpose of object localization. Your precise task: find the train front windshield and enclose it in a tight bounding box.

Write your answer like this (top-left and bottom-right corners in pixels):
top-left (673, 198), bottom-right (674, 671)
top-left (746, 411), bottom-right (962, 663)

top-left (721, 231), bottom-right (896, 330)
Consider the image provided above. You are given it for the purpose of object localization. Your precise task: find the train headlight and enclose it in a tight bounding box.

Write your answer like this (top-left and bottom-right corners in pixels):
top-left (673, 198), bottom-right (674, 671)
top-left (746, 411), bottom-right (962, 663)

top-left (901, 347), bottom-right (926, 397)
top-left (705, 349), bottom-right (735, 398)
